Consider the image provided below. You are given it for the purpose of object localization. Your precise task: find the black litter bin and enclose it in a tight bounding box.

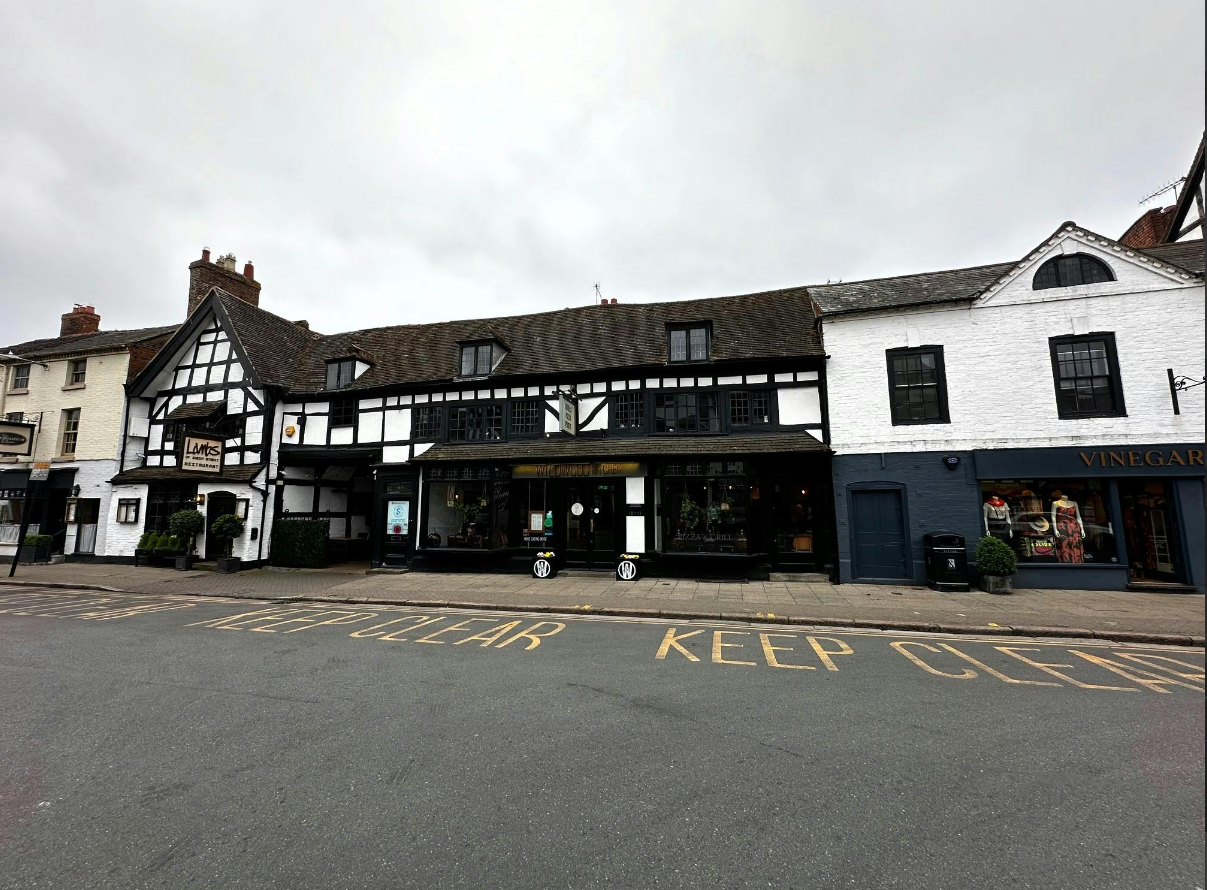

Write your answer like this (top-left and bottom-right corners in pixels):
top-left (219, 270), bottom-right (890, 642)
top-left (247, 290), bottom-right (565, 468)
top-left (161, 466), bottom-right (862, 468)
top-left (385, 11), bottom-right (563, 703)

top-left (923, 532), bottom-right (970, 592)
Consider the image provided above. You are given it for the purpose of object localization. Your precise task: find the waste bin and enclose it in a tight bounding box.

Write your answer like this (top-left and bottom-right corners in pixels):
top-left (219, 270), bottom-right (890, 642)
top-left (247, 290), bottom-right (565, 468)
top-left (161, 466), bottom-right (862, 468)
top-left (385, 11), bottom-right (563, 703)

top-left (922, 532), bottom-right (969, 592)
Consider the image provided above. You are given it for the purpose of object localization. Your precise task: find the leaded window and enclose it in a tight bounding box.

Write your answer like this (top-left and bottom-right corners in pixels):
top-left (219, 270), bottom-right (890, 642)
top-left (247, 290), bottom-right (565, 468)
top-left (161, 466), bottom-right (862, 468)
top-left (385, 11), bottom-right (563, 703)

top-left (1049, 334), bottom-right (1124, 418)
top-left (459, 343), bottom-right (494, 377)
top-left (887, 346), bottom-right (949, 425)
top-left (611, 392), bottom-right (645, 431)
top-left (510, 399), bottom-right (542, 435)
top-left (449, 405), bottom-right (503, 442)
top-left (331, 396), bottom-right (355, 427)
top-left (654, 392), bottom-right (720, 433)
top-left (730, 390), bottom-right (770, 426)
top-left (667, 324), bottom-right (710, 363)
top-left (1033, 254), bottom-right (1114, 290)
top-left (325, 358), bottom-right (356, 390)
top-left (413, 405), bottom-right (444, 438)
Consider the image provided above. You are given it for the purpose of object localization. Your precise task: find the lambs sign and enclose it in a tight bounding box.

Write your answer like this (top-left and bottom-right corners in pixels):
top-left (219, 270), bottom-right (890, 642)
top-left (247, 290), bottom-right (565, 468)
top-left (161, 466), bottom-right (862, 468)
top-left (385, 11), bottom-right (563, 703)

top-left (181, 435), bottom-right (224, 473)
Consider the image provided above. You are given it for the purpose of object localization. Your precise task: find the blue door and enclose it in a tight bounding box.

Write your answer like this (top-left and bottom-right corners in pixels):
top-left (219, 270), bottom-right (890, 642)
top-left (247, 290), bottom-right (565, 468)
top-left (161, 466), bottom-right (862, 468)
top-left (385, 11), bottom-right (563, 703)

top-left (851, 489), bottom-right (909, 580)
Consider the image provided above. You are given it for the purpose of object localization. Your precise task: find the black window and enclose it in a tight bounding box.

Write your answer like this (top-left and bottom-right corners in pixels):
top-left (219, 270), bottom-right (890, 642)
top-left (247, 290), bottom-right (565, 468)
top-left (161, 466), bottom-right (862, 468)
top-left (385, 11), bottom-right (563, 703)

top-left (654, 392), bottom-right (720, 433)
top-left (1033, 254), bottom-right (1114, 290)
top-left (145, 484), bottom-right (197, 532)
top-left (413, 405), bottom-right (444, 438)
top-left (325, 358), bottom-right (356, 390)
top-left (5, 411), bottom-right (22, 423)
top-left (887, 346), bottom-right (949, 425)
top-left (459, 343), bottom-right (494, 377)
top-left (449, 405), bottom-right (504, 441)
top-left (510, 399), bottom-right (543, 435)
top-left (162, 421), bottom-right (179, 445)
top-left (116, 499), bottom-right (140, 523)
top-left (1049, 334), bottom-right (1125, 418)
top-left (331, 396), bottom-right (356, 427)
top-left (668, 324), bottom-right (710, 363)
top-left (10, 365), bottom-right (30, 390)
top-left (611, 392), bottom-right (646, 431)
top-left (730, 390), bottom-right (770, 426)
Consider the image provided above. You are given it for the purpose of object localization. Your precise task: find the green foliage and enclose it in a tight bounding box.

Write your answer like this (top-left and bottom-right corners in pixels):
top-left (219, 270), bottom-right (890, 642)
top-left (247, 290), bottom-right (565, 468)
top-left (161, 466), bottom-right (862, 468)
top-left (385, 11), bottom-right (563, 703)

top-left (976, 536), bottom-right (1018, 577)
top-left (271, 519), bottom-right (328, 568)
top-left (22, 534), bottom-right (53, 547)
top-left (169, 509), bottom-right (204, 539)
top-left (137, 532), bottom-right (152, 550)
top-left (210, 514), bottom-right (246, 558)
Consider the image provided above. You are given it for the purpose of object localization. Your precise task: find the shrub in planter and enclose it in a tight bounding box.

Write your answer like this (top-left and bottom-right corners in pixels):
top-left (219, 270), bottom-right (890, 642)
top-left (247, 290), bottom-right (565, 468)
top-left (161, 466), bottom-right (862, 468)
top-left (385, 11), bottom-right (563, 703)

top-left (137, 532), bottom-right (152, 551)
top-left (976, 536), bottom-right (1018, 594)
top-left (18, 533), bottom-right (53, 563)
top-left (210, 514), bottom-right (246, 559)
top-left (169, 509), bottom-right (205, 556)
top-left (271, 519), bottom-right (329, 568)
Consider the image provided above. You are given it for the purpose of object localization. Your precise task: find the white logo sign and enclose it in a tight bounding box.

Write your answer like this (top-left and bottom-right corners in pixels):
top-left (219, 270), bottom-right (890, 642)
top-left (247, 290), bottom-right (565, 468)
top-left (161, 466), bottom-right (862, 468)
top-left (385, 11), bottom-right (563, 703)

top-left (386, 500), bottom-right (410, 535)
top-left (181, 435), bottom-right (223, 473)
top-left (0, 420), bottom-right (34, 457)
top-left (617, 559), bottom-right (638, 581)
top-left (533, 557), bottom-right (553, 578)
top-left (570, 502), bottom-right (584, 516)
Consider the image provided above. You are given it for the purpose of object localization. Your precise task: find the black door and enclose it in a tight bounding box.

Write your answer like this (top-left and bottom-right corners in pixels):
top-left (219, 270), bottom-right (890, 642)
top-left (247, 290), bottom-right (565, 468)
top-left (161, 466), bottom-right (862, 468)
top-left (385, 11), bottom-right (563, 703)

top-left (850, 488), bottom-right (909, 580)
top-left (1119, 480), bottom-right (1184, 584)
top-left (205, 491), bottom-right (236, 559)
top-left (379, 488), bottom-right (416, 567)
top-left (564, 481), bottom-right (619, 568)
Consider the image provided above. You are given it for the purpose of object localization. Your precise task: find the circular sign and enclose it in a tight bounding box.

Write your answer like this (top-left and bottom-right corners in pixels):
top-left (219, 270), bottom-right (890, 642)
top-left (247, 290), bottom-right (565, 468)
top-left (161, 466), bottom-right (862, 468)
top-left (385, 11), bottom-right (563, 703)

top-left (532, 557), bottom-right (554, 579)
top-left (392, 524), bottom-right (402, 534)
top-left (571, 502), bottom-right (584, 516)
top-left (593, 507), bottom-right (600, 514)
top-left (284, 425), bottom-right (297, 437)
top-left (616, 558), bottom-right (639, 581)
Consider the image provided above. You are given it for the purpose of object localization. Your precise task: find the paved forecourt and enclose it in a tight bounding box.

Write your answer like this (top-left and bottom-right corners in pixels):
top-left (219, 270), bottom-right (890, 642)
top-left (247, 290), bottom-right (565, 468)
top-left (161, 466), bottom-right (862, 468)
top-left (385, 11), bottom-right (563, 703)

top-left (0, 585), bottom-right (1202, 889)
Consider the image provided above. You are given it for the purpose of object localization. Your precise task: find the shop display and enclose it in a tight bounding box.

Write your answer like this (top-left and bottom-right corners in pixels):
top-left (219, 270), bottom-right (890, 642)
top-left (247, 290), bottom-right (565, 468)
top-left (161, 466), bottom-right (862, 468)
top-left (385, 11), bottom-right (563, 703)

top-left (979, 480), bottom-right (1115, 565)
top-left (1051, 490), bottom-right (1085, 564)
top-left (982, 494), bottom-right (1012, 541)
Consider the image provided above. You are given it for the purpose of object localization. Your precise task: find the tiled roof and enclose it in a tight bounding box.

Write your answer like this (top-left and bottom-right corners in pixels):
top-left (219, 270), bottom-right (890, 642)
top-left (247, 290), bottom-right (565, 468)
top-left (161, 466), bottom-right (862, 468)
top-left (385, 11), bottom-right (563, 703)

top-left (214, 292), bottom-right (322, 388)
top-left (1, 325), bottom-right (178, 361)
top-left (289, 287), bottom-right (822, 393)
top-left (1119, 206), bottom-right (1176, 248)
top-left (1141, 240), bottom-right (1204, 274)
top-left (165, 401), bottom-right (227, 421)
top-left (410, 431), bottom-right (827, 463)
top-left (110, 464), bottom-right (265, 484)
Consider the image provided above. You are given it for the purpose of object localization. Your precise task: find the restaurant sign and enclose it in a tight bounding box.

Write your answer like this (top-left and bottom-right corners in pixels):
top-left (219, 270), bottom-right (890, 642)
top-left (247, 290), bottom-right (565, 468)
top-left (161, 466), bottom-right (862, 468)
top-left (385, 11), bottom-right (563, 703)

top-left (513, 462), bottom-right (644, 479)
top-left (181, 435), bottom-right (224, 473)
top-left (0, 420), bottom-right (35, 457)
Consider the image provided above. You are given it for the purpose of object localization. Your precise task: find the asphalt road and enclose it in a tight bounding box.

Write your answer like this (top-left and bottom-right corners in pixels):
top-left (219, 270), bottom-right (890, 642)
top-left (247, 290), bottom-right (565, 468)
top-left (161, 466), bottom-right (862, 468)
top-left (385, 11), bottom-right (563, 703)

top-left (0, 585), bottom-right (1203, 890)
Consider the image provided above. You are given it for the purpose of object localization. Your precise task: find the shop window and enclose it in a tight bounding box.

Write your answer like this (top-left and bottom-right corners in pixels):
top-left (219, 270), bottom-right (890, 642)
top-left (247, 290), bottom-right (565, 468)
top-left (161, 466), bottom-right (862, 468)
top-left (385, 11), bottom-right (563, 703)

top-left (661, 465), bottom-right (748, 553)
top-left (667, 324), bottom-right (710, 363)
top-left (9, 364), bottom-right (30, 391)
top-left (510, 399), bottom-right (543, 435)
top-left (0, 496), bottom-right (34, 545)
top-left (449, 405), bottom-right (503, 442)
top-left (654, 392), bottom-right (719, 434)
top-left (1049, 334), bottom-right (1124, 418)
top-left (67, 359), bottom-right (87, 386)
top-left (459, 342), bottom-right (495, 377)
top-left (325, 359), bottom-right (356, 391)
top-left (513, 480), bottom-right (555, 548)
top-left (979, 480), bottom-right (1116, 564)
top-left (1118, 481), bottom-right (1181, 583)
top-left (611, 392), bottom-right (645, 431)
top-left (886, 346), bottom-right (949, 425)
top-left (772, 481), bottom-right (815, 555)
top-left (1033, 254), bottom-right (1114, 290)
top-left (60, 408), bottom-right (81, 456)
top-left (413, 405), bottom-right (444, 438)
top-left (116, 499), bottom-right (140, 523)
top-left (146, 483), bottom-right (198, 532)
top-left (425, 480), bottom-right (493, 549)
top-left (330, 396), bottom-right (356, 427)
top-left (730, 390), bottom-right (770, 426)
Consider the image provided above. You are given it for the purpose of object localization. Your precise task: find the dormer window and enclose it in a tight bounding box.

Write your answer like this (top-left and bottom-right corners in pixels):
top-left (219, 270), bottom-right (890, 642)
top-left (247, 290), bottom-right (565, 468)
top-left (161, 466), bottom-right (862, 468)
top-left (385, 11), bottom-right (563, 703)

top-left (668, 324), bottom-right (710, 363)
top-left (325, 358), bottom-right (356, 390)
top-left (1033, 254), bottom-right (1114, 290)
top-left (459, 342), bottom-right (495, 377)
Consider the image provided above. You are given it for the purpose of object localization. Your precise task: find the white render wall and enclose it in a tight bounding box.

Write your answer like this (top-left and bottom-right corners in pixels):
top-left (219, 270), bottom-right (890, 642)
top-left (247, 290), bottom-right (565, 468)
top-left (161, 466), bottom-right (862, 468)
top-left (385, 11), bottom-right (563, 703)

top-left (825, 254), bottom-right (1205, 454)
top-left (103, 483), bottom-right (150, 556)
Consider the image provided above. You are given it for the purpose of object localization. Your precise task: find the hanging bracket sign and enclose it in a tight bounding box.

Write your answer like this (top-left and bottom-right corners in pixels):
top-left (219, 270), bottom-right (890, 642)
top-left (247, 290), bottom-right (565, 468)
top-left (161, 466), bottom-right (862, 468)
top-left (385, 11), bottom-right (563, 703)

top-left (0, 420), bottom-right (35, 457)
top-left (181, 435), bottom-right (224, 473)
top-left (558, 393), bottom-right (577, 436)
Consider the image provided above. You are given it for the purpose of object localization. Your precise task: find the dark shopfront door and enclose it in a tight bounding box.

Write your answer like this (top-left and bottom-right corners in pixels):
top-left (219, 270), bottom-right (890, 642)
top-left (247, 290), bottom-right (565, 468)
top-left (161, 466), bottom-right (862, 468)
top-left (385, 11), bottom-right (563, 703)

top-left (850, 488), bottom-right (909, 580)
top-left (377, 476), bottom-right (417, 568)
top-left (1119, 480), bottom-right (1185, 585)
top-left (205, 491), bottom-right (236, 560)
top-left (563, 481), bottom-right (619, 569)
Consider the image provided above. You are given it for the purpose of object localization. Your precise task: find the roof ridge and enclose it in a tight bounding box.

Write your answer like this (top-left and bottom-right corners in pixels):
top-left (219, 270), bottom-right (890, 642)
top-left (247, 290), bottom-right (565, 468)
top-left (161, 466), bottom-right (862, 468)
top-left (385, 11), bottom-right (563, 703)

top-left (807, 259), bottom-right (1016, 291)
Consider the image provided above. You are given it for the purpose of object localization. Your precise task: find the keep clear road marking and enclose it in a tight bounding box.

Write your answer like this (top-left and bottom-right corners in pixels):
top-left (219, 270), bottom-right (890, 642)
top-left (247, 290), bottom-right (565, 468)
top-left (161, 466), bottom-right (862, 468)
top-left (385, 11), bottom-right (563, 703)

top-left (653, 625), bottom-right (1204, 695)
top-left (0, 588), bottom-right (199, 621)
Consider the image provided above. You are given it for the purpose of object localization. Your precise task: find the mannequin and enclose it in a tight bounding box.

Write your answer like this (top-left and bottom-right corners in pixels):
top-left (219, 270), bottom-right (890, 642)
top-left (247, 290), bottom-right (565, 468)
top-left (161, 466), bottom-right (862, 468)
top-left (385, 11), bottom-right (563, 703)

top-left (1051, 490), bottom-right (1085, 564)
top-left (983, 493), bottom-right (1012, 541)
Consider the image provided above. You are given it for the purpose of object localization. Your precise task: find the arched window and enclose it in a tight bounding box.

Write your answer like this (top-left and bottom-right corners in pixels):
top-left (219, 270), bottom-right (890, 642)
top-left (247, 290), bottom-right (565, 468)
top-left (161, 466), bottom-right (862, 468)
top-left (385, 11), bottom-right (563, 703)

top-left (1033, 254), bottom-right (1114, 290)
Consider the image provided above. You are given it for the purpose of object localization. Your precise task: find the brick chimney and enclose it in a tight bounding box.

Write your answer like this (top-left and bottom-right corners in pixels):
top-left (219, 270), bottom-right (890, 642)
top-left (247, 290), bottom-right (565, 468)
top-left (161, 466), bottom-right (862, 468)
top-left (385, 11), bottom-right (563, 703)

top-left (60, 304), bottom-right (101, 337)
top-left (187, 247), bottom-right (262, 316)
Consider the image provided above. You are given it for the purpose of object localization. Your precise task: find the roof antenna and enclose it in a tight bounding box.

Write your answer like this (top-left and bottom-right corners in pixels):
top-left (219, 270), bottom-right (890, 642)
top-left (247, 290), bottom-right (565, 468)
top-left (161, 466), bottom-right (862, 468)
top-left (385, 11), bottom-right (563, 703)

top-left (594, 282), bottom-right (602, 305)
top-left (1138, 176), bottom-right (1185, 206)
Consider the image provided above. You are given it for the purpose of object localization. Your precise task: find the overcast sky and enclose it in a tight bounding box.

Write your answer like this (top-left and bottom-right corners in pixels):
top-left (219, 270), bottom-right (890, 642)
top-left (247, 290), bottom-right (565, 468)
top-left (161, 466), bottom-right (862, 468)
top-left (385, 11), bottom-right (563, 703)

top-left (1, 1), bottom-right (1203, 344)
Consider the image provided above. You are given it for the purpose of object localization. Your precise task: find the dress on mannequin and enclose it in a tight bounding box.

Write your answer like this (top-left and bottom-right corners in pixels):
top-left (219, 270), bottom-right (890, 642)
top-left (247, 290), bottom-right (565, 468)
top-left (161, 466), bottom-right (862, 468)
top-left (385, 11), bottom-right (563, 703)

top-left (1052, 492), bottom-right (1085, 564)
top-left (983, 495), bottom-right (1012, 542)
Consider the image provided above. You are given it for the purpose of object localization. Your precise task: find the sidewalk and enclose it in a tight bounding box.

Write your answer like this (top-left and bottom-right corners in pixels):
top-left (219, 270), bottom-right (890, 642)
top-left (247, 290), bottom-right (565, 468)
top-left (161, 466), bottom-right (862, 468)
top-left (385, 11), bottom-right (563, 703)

top-left (4, 561), bottom-right (1203, 644)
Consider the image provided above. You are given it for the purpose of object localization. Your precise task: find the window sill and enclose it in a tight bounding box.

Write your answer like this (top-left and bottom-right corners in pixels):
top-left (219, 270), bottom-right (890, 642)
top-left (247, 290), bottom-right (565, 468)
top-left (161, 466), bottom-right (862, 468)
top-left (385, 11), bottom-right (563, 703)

top-left (54, 455), bottom-right (77, 461)
top-left (7, 388), bottom-right (29, 395)
top-left (61, 383), bottom-right (86, 391)
top-left (890, 418), bottom-right (951, 426)
top-left (1055, 413), bottom-right (1128, 420)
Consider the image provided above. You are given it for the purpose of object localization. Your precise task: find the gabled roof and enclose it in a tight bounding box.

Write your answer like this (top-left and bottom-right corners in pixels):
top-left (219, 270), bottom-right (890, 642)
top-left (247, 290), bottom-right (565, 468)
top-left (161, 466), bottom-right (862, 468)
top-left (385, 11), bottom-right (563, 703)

top-left (289, 286), bottom-right (822, 393)
top-left (811, 222), bottom-right (1202, 318)
top-left (1, 325), bottom-right (178, 362)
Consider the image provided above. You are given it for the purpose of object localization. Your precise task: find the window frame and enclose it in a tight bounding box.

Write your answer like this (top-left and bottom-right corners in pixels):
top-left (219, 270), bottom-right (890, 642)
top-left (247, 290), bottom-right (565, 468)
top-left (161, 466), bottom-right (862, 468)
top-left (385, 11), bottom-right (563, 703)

top-left (653, 391), bottom-right (721, 435)
top-left (610, 391), bottom-right (647, 433)
top-left (116, 499), bottom-right (141, 523)
top-left (10, 364), bottom-right (31, 391)
top-left (1048, 332), bottom-right (1126, 419)
top-left (885, 346), bottom-right (951, 426)
top-left (325, 358), bottom-right (356, 391)
top-left (666, 324), bottom-right (711, 364)
top-left (509, 398), bottom-right (544, 437)
top-left (412, 404), bottom-right (445, 439)
top-left (330, 395), bottom-right (356, 427)
top-left (448, 403), bottom-right (505, 442)
top-left (728, 389), bottom-right (773, 427)
top-left (60, 408), bottom-right (81, 456)
top-left (1032, 254), bottom-right (1115, 291)
top-left (458, 342), bottom-right (495, 378)
top-left (66, 358), bottom-right (87, 387)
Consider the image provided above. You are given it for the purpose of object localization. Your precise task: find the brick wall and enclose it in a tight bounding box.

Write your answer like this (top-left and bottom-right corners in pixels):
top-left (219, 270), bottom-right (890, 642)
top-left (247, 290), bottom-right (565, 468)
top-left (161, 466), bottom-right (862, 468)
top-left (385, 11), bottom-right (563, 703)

top-left (188, 258), bottom-right (260, 316)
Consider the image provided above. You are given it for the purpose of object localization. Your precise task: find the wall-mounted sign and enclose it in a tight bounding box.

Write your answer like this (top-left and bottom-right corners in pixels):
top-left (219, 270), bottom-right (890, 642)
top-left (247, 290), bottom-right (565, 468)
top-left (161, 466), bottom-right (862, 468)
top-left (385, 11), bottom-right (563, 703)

top-left (975, 444), bottom-right (1205, 479)
top-left (30, 461), bottom-right (51, 481)
top-left (558, 393), bottom-right (576, 436)
top-left (0, 420), bottom-right (35, 457)
top-left (513, 462), bottom-right (644, 479)
top-left (386, 500), bottom-right (410, 536)
top-left (284, 425), bottom-right (297, 438)
top-left (181, 435), bottom-right (224, 473)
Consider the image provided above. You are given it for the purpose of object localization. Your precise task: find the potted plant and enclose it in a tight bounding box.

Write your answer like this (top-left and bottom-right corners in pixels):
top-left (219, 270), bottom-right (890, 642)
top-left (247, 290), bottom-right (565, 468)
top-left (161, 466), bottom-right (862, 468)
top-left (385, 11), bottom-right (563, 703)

top-left (18, 533), bottom-right (53, 564)
top-left (169, 509), bottom-right (205, 569)
top-left (210, 513), bottom-right (246, 573)
top-left (976, 536), bottom-right (1018, 594)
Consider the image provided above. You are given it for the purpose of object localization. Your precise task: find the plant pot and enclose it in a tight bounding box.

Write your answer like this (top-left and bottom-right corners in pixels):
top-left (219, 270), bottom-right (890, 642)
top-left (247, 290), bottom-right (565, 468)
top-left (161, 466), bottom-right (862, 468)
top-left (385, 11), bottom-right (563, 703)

top-left (980, 574), bottom-right (1013, 594)
top-left (18, 544), bottom-right (51, 564)
top-left (175, 555), bottom-right (196, 571)
top-left (216, 557), bottom-right (241, 574)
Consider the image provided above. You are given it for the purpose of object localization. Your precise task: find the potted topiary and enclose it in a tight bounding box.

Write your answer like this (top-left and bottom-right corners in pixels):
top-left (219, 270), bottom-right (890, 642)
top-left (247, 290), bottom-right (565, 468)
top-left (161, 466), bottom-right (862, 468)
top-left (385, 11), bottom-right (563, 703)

top-left (976, 536), bottom-right (1018, 594)
top-left (210, 513), bottom-right (246, 573)
top-left (19, 533), bottom-right (53, 564)
top-left (169, 508), bottom-right (205, 570)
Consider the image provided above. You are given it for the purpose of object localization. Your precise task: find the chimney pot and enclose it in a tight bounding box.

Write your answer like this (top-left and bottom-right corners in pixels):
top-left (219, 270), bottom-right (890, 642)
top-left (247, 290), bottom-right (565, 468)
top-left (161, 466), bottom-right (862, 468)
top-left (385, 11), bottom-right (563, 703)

top-left (188, 249), bottom-right (262, 316)
top-left (611, 298), bottom-right (618, 304)
top-left (60, 304), bottom-right (101, 337)
top-left (243, 261), bottom-right (255, 279)
top-left (601, 298), bottom-right (608, 306)
top-left (201, 248), bottom-right (211, 263)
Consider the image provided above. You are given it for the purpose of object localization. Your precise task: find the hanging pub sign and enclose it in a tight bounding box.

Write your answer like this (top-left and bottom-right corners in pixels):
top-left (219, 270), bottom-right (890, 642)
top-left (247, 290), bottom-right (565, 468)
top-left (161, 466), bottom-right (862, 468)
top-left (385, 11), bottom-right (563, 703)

top-left (0, 420), bottom-right (35, 457)
top-left (181, 434), bottom-right (224, 473)
top-left (558, 393), bottom-right (577, 436)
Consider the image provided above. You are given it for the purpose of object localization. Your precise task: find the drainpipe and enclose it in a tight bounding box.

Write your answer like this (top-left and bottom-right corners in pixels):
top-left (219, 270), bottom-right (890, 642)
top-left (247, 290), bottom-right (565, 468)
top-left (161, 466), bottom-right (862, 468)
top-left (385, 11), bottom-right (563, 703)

top-left (250, 392), bottom-right (280, 565)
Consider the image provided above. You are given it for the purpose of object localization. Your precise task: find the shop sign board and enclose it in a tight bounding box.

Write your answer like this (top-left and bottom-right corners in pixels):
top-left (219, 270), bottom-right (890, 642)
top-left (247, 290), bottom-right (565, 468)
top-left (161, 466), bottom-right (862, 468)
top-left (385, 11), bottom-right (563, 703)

top-left (512, 462), bottom-right (644, 479)
top-left (975, 444), bottom-right (1205, 479)
top-left (558, 394), bottom-right (576, 436)
top-left (30, 461), bottom-right (51, 482)
top-left (181, 435), bottom-right (224, 473)
top-left (385, 500), bottom-right (410, 536)
top-left (0, 421), bottom-right (35, 457)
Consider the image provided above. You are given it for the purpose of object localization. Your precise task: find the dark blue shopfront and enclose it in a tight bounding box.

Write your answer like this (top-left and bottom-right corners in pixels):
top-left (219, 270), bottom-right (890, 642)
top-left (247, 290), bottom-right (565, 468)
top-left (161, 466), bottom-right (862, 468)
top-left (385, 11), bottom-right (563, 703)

top-left (833, 443), bottom-right (1205, 591)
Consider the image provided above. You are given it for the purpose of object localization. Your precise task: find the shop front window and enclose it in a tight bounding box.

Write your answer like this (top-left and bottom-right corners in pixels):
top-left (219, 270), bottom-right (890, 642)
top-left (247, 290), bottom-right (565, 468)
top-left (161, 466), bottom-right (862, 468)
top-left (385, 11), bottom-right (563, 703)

top-left (0, 495), bottom-right (35, 544)
top-left (980, 480), bottom-right (1116, 564)
top-left (661, 462), bottom-right (748, 553)
top-left (772, 481), bottom-right (815, 555)
top-left (513, 480), bottom-right (555, 549)
top-left (425, 479), bottom-right (510, 549)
